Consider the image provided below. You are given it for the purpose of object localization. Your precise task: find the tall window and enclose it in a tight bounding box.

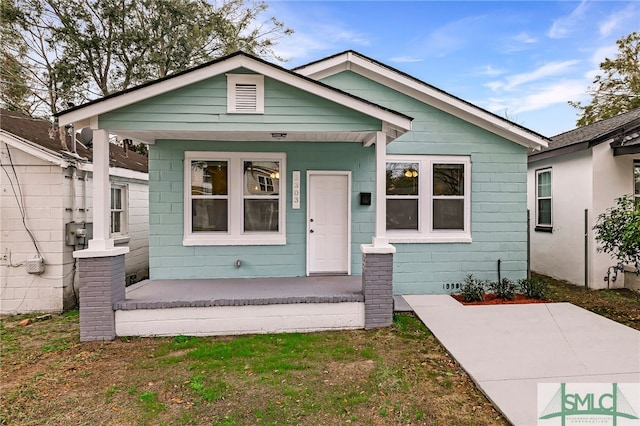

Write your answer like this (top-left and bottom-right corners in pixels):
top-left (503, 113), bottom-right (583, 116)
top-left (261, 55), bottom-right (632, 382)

top-left (536, 169), bottom-right (552, 229)
top-left (385, 156), bottom-right (471, 243)
top-left (110, 185), bottom-right (128, 237)
top-left (185, 152), bottom-right (285, 246)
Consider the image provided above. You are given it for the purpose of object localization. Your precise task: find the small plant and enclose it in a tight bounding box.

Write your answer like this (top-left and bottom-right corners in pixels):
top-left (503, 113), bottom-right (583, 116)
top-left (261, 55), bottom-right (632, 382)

top-left (594, 195), bottom-right (640, 273)
top-left (458, 275), bottom-right (486, 302)
top-left (489, 278), bottom-right (517, 300)
top-left (518, 277), bottom-right (548, 299)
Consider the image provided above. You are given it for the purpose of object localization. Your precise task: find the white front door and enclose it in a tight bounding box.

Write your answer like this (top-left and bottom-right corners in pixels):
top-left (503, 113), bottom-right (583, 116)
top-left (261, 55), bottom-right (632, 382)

top-left (307, 172), bottom-right (350, 275)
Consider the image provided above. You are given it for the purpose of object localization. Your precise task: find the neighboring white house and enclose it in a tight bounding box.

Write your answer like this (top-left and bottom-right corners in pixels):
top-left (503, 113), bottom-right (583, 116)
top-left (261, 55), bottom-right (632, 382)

top-left (528, 108), bottom-right (640, 290)
top-left (0, 108), bottom-right (149, 314)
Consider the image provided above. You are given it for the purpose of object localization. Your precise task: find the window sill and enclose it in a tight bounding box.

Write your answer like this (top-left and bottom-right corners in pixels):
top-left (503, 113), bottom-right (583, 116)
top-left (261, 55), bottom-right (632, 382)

top-left (113, 236), bottom-right (130, 244)
top-left (534, 226), bottom-right (553, 233)
top-left (183, 235), bottom-right (286, 246)
top-left (387, 234), bottom-right (472, 244)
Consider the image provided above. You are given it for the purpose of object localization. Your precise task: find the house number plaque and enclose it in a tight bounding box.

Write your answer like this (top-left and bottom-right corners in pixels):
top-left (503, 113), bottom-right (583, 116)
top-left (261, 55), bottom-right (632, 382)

top-left (292, 171), bottom-right (300, 209)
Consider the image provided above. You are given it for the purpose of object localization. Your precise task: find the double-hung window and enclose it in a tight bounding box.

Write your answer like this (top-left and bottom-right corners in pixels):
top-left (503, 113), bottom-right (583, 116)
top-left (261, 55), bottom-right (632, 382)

top-left (535, 168), bottom-right (552, 230)
top-left (184, 152), bottom-right (285, 245)
top-left (110, 184), bottom-right (128, 240)
top-left (386, 155), bottom-right (471, 243)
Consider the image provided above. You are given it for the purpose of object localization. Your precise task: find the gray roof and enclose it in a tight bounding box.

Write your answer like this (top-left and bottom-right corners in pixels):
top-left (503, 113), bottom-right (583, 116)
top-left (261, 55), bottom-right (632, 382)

top-left (530, 108), bottom-right (640, 161)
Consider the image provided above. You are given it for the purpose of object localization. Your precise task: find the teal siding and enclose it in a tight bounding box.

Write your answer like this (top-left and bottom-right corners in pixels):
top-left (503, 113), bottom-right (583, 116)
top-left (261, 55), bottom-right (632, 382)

top-left (322, 72), bottom-right (529, 294)
top-left (149, 140), bottom-right (375, 279)
top-left (99, 70), bottom-right (381, 133)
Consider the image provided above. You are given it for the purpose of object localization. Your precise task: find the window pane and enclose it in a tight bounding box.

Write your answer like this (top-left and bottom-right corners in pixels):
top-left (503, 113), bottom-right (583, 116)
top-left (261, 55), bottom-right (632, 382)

top-left (386, 162), bottom-right (419, 196)
top-left (537, 171), bottom-right (551, 198)
top-left (433, 199), bottom-right (464, 230)
top-left (538, 199), bottom-right (551, 226)
top-left (111, 212), bottom-right (121, 234)
top-left (192, 199), bottom-right (228, 232)
top-left (244, 161), bottom-right (280, 195)
top-left (244, 199), bottom-right (279, 231)
top-left (111, 188), bottom-right (122, 210)
top-left (191, 161), bottom-right (227, 195)
top-left (386, 199), bottom-right (418, 230)
top-left (434, 164), bottom-right (464, 196)
top-left (634, 164), bottom-right (639, 197)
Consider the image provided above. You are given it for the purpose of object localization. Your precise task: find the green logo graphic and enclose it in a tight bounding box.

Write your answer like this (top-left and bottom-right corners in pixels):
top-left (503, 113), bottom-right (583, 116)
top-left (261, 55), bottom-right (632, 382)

top-left (539, 383), bottom-right (639, 425)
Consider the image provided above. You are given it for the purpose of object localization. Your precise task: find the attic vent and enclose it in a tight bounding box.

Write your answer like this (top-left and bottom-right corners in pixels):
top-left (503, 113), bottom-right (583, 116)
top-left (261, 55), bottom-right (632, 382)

top-left (227, 74), bottom-right (264, 114)
top-left (235, 84), bottom-right (258, 111)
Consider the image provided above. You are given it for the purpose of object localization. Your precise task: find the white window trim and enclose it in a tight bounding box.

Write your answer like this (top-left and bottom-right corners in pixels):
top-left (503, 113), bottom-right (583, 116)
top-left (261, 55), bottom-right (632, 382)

top-left (226, 74), bottom-right (264, 114)
top-left (110, 183), bottom-right (129, 243)
top-left (386, 155), bottom-right (471, 244)
top-left (535, 168), bottom-right (552, 228)
top-left (183, 151), bottom-right (286, 246)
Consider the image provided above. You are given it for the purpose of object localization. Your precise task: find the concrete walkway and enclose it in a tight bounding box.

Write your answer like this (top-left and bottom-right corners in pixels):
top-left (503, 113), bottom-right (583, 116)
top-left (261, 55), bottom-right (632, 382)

top-left (403, 295), bottom-right (640, 426)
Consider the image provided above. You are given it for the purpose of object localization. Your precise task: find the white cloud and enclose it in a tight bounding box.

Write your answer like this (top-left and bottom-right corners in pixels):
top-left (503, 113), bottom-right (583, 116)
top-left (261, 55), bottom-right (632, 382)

top-left (598, 4), bottom-right (639, 37)
top-left (487, 60), bottom-right (580, 92)
top-left (513, 80), bottom-right (588, 114)
top-left (548, 0), bottom-right (590, 39)
top-left (514, 32), bottom-right (537, 44)
top-left (590, 44), bottom-right (618, 65)
top-left (389, 56), bottom-right (424, 63)
top-left (476, 65), bottom-right (506, 77)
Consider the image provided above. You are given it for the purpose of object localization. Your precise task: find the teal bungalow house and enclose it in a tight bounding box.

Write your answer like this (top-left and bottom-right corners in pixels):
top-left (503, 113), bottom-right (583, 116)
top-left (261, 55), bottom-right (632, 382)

top-left (56, 51), bottom-right (548, 341)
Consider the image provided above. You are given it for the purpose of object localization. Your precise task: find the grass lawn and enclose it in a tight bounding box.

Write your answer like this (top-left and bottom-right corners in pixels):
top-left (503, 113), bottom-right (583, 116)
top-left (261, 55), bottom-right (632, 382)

top-left (1, 276), bottom-right (637, 425)
top-left (1, 312), bottom-right (505, 425)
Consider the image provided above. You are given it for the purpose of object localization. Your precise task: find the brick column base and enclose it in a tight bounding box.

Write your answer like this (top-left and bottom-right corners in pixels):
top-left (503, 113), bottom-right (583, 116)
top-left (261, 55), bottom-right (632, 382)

top-left (362, 252), bottom-right (394, 329)
top-left (78, 255), bottom-right (126, 341)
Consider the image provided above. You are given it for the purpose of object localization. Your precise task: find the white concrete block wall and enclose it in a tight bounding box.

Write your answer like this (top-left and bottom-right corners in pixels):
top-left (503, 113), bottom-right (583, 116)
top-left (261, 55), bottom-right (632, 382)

top-left (1, 143), bottom-right (66, 314)
top-left (591, 143), bottom-right (640, 289)
top-left (528, 150), bottom-right (593, 287)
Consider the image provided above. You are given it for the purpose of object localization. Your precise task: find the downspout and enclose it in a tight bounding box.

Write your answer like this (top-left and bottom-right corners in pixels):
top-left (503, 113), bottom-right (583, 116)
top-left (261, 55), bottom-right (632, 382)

top-left (584, 209), bottom-right (589, 288)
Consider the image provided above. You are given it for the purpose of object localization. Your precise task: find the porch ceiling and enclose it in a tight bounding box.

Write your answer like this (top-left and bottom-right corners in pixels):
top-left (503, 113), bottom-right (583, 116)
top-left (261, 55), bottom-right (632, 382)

top-left (110, 129), bottom-right (392, 145)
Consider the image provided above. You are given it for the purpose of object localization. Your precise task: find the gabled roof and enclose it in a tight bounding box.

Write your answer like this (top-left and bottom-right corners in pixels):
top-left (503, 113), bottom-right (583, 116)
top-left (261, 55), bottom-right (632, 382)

top-left (529, 107), bottom-right (640, 161)
top-left (55, 51), bottom-right (413, 142)
top-left (0, 108), bottom-right (148, 173)
top-left (294, 50), bottom-right (550, 150)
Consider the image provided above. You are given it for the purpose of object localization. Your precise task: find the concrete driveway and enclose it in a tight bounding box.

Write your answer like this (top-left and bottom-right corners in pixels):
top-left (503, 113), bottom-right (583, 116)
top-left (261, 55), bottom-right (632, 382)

top-left (402, 295), bottom-right (640, 426)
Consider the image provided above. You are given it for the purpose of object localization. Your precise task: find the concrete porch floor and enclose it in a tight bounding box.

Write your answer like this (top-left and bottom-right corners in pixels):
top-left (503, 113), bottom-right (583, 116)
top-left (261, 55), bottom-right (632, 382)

top-left (116, 275), bottom-right (364, 310)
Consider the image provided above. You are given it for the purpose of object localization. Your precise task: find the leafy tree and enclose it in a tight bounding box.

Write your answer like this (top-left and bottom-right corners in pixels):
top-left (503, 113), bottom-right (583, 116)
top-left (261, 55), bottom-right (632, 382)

top-left (593, 195), bottom-right (640, 273)
top-left (0, 0), bottom-right (37, 114)
top-left (2, 0), bottom-right (293, 116)
top-left (570, 32), bottom-right (640, 126)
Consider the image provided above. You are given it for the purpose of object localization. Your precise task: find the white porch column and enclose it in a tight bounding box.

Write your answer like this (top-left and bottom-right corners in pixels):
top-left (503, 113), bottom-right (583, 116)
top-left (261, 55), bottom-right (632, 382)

top-left (372, 131), bottom-right (391, 248)
top-left (89, 129), bottom-right (113, 251)
top-left (74, 128), bottom-right (128, 259)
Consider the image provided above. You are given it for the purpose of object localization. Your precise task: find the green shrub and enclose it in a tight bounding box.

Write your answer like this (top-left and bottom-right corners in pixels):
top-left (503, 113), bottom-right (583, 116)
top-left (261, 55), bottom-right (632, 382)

top-left (458, 275), bottom-right (486, 302)
top-left (489, 278), bottom-right (517, 300)
top-left (518, 277), bottom-right (548, 299)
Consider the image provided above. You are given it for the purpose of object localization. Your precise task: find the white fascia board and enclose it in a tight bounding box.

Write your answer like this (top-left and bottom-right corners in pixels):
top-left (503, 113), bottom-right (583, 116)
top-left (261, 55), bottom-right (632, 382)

top-left (298, 54), bottom-right (548, 150)
top-left (0, 130), bottom-right (69, 167)
top-left (58, 54), bottom-right (412, 133)
top-left (78, 163), bottom-right (149, 182)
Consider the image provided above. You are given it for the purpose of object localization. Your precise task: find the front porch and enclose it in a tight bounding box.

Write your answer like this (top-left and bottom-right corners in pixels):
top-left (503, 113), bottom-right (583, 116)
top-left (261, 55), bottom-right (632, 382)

top-left (114, 276), bottom-right (366, 337)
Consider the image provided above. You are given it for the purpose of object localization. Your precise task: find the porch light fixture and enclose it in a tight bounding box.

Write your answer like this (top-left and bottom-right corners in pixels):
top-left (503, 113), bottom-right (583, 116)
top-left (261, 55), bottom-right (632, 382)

top-left (404, 169), bottom-right (418, 178)
top-left (271, 132), bottom-right (287, 139)
top-left (270, 171), bottom-right (280, 179)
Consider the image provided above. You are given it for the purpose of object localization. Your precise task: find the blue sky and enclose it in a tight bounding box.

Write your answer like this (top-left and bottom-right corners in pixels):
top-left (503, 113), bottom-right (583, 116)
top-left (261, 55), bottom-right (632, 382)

top-left (266, 1), bottom-right (639, 137)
